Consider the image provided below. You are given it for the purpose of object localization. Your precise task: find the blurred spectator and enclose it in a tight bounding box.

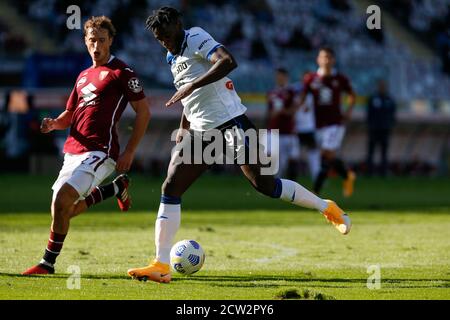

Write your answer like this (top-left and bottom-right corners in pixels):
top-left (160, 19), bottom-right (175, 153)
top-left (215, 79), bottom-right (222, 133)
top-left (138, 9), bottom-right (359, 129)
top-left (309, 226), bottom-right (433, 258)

top-left (285, 27), bottom-right (312, 50)
top-left (366, 80), bottom-right (396, 176)
top-left (3, 32), bottom-right (27, 54)
top-left (244, 0), bottom-right (273, 23)
top-left (436, 28), bottom-right (450, 75)
top-left (224, 21), bottom-right (244, 45)
top-left (249, 36), bottom-right (269, 61)
top-left (0, 96), bottom-right (11, 166)
top-left (1, 90), bottom-right (45, 172)
top-left (2, 0), bottom-right (450, 99)
top-left (329, 0), bottom-right (350, 12)
top-left (367, 25), bottom-right (384, 44)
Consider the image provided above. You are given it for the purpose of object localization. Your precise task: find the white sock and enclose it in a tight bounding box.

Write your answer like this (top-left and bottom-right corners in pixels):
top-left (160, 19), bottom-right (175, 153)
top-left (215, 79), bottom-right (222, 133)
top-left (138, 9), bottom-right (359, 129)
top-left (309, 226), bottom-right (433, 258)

top-left (279, 179), bottom-right (328, 212)
top-left (155, 203), bottom-right (181, 264)
top-left (308, 149), bottom-right (321, 181)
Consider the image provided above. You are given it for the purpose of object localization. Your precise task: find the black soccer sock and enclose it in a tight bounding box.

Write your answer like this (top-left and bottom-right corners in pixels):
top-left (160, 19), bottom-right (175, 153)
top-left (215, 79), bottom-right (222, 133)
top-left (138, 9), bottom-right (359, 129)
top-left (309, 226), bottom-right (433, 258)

top-left (85, 183), bottom-right (117, 207)
top-left (287, 159), bottom-right (298, 180)
top-left (313, 160), bottom-right (330, 194)
top-left (333, 158), bottom-right (349, 179)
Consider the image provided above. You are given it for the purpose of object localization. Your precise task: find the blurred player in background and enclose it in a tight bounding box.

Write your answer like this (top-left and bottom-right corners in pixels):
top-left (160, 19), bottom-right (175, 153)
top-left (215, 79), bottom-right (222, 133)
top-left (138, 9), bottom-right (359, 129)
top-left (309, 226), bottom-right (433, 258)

top-left (295, 72), bottom-right (320, 181)
top-left (22, 16), bottom-right (151, 275)
top-left (366, 79), bottom-right (396, 176)
top-left (298, 47), bottom-right (356, 196)
top-left (127, 7), bottom-right (351, 284)
top-left (266, 67), bottom-right (298, 177)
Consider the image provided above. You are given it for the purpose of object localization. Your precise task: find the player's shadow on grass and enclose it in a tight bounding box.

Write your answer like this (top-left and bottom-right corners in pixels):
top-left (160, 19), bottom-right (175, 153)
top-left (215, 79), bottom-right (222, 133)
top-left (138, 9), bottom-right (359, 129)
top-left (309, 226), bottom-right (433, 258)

top-left (173, 275), bottom-right (450, 289)
top-left (2, 273), bottom-right (448, 289)
top-left (178, 274), bottom-right (364, 288)
top-left (0, 272), bottom-right (129, 280)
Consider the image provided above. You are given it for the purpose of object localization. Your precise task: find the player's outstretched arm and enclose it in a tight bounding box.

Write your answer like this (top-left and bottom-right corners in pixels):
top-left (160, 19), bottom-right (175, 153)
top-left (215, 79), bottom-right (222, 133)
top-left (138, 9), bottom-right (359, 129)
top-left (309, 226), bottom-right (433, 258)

top-left (115, 98), bottom-right (151, 173)
top-left (40, 110), bottom-right (73, 133)
top-left (166, 47), bottom-right (237, 107)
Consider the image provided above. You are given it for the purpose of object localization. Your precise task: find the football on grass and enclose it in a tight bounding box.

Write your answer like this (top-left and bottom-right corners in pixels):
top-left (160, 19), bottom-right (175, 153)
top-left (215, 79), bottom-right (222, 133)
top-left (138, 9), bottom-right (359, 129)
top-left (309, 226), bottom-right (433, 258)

top-left (170, 239), bottom-right (205, 275)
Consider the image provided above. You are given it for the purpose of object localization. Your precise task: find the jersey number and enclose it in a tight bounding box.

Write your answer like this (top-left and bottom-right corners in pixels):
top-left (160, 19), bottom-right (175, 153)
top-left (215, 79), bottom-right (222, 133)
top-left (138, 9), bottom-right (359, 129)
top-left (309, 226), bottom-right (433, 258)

top-left (81, 83), bottom-right (98, 103)
top-left (81, 155), bottom-right (106, 171)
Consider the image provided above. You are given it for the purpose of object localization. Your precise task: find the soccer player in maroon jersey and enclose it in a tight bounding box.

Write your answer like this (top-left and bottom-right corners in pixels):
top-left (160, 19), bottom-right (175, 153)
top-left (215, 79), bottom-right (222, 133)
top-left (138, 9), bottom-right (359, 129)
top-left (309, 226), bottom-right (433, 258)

top-left (22, 16), bottom-right (150, 275)
top-left (266, 67), bottom-right (298, 177)
top-left (298, 47), bottom-right (356, 196)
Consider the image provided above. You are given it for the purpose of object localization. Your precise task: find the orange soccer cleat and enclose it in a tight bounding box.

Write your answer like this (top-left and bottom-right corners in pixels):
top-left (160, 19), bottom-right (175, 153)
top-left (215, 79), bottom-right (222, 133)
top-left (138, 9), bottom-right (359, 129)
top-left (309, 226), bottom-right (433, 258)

top-left (322, 200), bottom-right (352, 235)
top-left (127, 259), bottom-right (171, 283)
top-left (343, 170), bottom-right (356, 197)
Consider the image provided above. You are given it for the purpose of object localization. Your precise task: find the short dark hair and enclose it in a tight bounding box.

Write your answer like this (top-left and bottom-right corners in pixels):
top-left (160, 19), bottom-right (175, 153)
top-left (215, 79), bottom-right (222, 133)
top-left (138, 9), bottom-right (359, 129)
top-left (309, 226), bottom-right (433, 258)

top-left (276, 67), bottom-right (288, 74)
top-left (146, 7), bottom-right (182, 32)
top-left (319, 46), bottom-right (335, 56)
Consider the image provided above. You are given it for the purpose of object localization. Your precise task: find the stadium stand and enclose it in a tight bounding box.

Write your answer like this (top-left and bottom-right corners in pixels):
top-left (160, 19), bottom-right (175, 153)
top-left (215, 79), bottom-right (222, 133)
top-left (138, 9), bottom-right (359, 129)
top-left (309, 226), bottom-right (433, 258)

top-left (378, 0), bottom-right (450, 75)
top-left (0, 0), bottom-right (449, 176)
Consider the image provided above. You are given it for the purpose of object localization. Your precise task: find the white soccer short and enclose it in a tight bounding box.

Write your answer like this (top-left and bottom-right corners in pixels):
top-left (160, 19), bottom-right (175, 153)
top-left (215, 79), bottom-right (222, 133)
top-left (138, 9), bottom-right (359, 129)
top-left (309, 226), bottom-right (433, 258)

top-left (279, 134), bottom-right (300, 159)
top-left (52, 151), bottom-right (116, 201)
top-left (316, 125), bottom-right (346, 151)
top-left (260, 130), bottom-right (300, 176)
top-left (261, 131), bottom-right (300, 158)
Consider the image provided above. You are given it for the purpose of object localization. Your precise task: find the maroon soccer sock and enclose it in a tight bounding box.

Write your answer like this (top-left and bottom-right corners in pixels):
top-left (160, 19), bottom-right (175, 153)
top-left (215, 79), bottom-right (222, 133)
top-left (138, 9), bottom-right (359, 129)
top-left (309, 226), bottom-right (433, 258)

top-left (41, 230), bottom-right (67, 266)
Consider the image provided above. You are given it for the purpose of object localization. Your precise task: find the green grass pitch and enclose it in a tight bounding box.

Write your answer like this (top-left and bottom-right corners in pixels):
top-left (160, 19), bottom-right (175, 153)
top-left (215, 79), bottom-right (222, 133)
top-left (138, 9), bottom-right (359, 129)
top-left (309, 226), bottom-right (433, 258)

top-left (0, 174), bottom-right (449, 300)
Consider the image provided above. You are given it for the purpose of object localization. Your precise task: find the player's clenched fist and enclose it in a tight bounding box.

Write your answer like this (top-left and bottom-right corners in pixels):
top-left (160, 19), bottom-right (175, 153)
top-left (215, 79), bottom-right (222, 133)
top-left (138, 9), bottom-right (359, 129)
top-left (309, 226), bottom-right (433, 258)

top-left (40, 118), bottom-right (56, 133)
